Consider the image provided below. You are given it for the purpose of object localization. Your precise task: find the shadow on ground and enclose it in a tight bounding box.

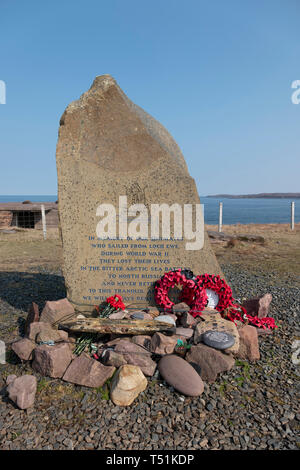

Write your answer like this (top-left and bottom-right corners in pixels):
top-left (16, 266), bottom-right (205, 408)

top-left (0, 271), bottom-right (66, 312)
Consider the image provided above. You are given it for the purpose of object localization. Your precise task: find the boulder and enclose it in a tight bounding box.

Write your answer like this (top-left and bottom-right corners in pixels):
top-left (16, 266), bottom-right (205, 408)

top-left (26, 322), bottom-right (51, 341)
top-left (172, 302), bottom-right (190, 315)
top-left (158, 355), bottom-right (204, 396)
top-left (236, 324), bottom-right (260, 362)
top-left (186, 344), bottom-right (235, 383)
top-left (175, 327), bottom-right (194, 339)
top-left (39, 298), bottom-right (75, 325)
top-left (11, 338), bottom-right (35, 361)
top-left (242, 294), bottom-right (272, 318)
top-left (27, 322), bottom-right (68, 344)
top-left (104, 337), bottom-right (132, 348)
top-left (150, 333), bottom-right (178, 355)
top-left (101, 350), bottom-right (127, 368)
top-left (110, 365), bottom-right (147, 406)
top-left (7, 375), bottom-right (37, 409)
top-left (36, 325), bottom-right (68, 344)
top-left (63, 353), bottom-right (115, 388)
top-left (32, 343), bottom-right (72, 378)
top-left (55, 75), bottom-right (223, 312)
top-left (24, 302), bottom-right (39, 336)
top-left (114, 339), bottom-right (156, 376)
top-left (6, 375), bottom-right (17, 385)
top-left (131, 335), bottom-right (152, 350)
top-left (180, 312), bottom-right (197, 328)
top-left (194, 311), bottom-right (239, 354)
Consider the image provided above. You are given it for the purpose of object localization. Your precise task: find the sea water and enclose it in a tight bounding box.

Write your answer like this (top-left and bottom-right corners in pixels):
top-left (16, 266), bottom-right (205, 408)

top-left (0, 195), bottom-right (299, 225)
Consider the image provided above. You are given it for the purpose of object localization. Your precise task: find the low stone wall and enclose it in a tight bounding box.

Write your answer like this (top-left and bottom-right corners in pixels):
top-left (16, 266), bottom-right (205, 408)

top-left (0, 211), bottom-right (13, 227)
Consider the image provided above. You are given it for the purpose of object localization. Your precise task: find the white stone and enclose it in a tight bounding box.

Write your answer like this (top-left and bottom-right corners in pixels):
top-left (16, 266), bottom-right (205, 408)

top-left (155, 315), bottom-right (176, 326)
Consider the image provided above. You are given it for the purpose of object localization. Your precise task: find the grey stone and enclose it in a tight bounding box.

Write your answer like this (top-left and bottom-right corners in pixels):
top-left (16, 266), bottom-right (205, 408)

top-left (202, 330), bottom-right (235, 350)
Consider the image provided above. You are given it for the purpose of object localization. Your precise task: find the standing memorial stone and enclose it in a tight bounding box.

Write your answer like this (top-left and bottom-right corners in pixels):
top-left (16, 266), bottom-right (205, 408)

top-left (56, 75), bottom-right (223, 312)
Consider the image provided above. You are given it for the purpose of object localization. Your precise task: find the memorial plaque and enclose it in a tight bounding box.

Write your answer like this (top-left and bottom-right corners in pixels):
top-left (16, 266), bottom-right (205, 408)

top-left (56, 75), bottom-right (223, 312)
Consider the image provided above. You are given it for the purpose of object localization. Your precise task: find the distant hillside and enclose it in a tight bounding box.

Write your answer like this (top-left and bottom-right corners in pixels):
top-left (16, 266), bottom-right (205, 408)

top-left (206, 193), bottom-right (300, 199)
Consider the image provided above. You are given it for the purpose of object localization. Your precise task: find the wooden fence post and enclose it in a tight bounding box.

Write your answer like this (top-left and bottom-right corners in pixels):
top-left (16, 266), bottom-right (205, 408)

top-left (291, 201), bottom-right (295, 230)
top-left (218, 202), bottom-right (223, 232)
top-left (41, 204), bottom-right (47, 240)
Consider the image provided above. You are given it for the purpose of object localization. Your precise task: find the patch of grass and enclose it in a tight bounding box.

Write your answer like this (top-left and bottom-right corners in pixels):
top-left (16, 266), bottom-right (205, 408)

top-left (219, 381), bottom-right (227, 397)
top-left (37, 377), bottom-right (51, 394)
top-left (207, 223), bottom-right (300, 282)
top-left (235, 360), bottom-right (251, 379)
top-left (96, 383), bottom-right (110, 400)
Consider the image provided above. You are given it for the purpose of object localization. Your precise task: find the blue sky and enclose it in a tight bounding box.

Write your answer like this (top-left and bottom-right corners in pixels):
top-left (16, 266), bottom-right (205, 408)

top-left (0, 0), bottom-right (299, 196)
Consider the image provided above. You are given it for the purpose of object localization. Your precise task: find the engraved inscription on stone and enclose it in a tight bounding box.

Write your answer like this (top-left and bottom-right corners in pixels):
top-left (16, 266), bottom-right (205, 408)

top-left (56, 75), bottom-right (223, 311)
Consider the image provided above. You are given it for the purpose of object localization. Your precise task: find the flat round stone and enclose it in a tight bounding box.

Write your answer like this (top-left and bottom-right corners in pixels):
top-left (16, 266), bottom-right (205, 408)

top-left (158, 355), bottom-right (204, 396)
top-left (202, 330), bottom-right (235, 350)
top-left (155, 315), bottom-right (176, 326)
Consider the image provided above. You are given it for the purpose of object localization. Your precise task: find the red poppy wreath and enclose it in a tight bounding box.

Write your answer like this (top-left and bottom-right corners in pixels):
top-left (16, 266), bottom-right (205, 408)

top-left (155, 270), bottom-right (277, 330)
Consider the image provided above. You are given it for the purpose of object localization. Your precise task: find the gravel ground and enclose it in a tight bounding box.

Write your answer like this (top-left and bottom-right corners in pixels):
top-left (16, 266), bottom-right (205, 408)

top-left (0, 264), bottom-right (299, 450)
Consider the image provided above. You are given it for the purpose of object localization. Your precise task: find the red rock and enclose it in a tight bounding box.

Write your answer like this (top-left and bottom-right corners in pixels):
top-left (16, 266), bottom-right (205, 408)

top-left (25, 302), bottom-right (39, 336)
top-left (158, 355), bottom-right (204, 396)
top-left (26, 322), bottom-right (68, 343)
top-left (7, 375), bottom-right (37, 409)
top-left (175, 327), bottom-right (194, 339)
top-left (104, 337), bottom-right (132, 348)
top-left (6, 375), bottom-right (17, 385)
top-left (131, 335), bottom-right (152, 350)
top-left (11, 338), bottom-right (35, 361)
top-left (242, 294), bottom-right (272, 318)
top-left (36, 324), bottom-right (68, 344)
top-left (172, 302), bottom-right (190, 315)
top-left (114, 339), bottom-right (156, 376)
top-left (186, 343), bottom-right (235, 383)
top-left (236, 325), bottom-right (260, 362)
top-left (257, 328), bottom-right (273, 336)
top-left (26, 322), bottom-right (50, 341)
top-left (63, 353), bottom-right (115, 387)
top-left (32, 343), bottom-right (72, 378)
top-left (101, 350), bottom-right (127, 368)
top-left (39, 298), bottom-right (75, 325)
top-left (150, 333), bottom-right (178, 355)
top-left (108, 310), bottom-right (129, 320)
top-left (180, 312), bottom-right (197, 328)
